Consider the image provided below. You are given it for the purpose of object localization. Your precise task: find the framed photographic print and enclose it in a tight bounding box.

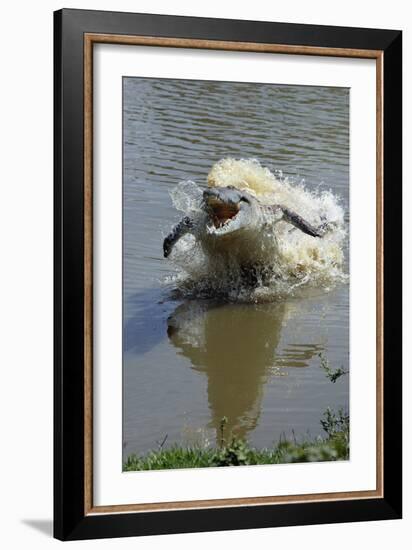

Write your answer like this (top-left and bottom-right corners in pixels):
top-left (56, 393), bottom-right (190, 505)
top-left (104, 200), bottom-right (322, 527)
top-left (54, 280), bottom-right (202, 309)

top-left (54, 8), bottom-right (402, 541)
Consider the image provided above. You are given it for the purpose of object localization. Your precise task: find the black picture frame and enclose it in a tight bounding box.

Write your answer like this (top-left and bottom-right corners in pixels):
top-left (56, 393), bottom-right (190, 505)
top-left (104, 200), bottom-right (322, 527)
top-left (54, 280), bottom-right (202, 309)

top-left (54, 8), bottom-right (402, 541)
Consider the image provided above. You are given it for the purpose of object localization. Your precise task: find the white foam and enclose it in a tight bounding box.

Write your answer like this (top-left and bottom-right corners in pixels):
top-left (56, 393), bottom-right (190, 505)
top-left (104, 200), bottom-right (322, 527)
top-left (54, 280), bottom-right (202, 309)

top-left (167, 158), bottom-right (347, 301)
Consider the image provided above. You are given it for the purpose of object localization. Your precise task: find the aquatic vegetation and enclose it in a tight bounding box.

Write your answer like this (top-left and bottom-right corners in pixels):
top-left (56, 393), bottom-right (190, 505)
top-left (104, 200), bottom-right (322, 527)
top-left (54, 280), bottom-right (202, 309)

top-left (320, 407), bottom-right (349, 437)
top-left (319, 352), bottom-right (349, 383)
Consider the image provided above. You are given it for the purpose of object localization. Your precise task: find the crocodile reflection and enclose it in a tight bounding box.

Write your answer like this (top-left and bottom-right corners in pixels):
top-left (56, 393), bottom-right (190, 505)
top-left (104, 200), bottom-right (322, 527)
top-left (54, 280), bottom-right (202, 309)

top-left (167, 300), bottom-right (323, 444)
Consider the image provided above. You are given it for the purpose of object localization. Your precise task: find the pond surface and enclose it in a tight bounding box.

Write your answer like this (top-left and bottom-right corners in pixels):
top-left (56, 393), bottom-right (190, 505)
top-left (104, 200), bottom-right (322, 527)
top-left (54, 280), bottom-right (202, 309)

top-left (123, 77), bottom-right (349, 460)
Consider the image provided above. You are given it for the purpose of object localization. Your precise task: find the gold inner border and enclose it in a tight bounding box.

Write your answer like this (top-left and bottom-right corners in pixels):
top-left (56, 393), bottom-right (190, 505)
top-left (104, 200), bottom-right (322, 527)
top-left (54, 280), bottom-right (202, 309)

top-left (84, 33), bottom-right (384, 515)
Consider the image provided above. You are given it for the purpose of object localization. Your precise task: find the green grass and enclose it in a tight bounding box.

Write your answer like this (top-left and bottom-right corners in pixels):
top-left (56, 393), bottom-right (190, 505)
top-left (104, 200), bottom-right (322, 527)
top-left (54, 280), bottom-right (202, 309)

top-left (124, 408), bottom-right (349, 471)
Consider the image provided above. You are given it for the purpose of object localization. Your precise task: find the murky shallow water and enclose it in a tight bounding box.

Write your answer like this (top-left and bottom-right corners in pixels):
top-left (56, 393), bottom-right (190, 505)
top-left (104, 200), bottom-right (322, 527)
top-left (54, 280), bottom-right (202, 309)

top-left (123, 77), bottom-right (349, 460)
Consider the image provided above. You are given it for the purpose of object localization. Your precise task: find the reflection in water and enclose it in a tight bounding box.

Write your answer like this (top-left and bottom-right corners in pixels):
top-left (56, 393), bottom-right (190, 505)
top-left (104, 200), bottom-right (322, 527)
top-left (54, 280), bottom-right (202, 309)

top-left (167, 300), bottom-right (323, 444)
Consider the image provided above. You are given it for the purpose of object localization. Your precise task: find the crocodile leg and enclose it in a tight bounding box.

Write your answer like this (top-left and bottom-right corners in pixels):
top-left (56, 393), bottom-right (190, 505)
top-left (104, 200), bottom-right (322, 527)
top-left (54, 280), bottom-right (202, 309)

top-left (163, 216), bottom-right (195, 257)
top-left (280, 206), bottom-right (324, 238)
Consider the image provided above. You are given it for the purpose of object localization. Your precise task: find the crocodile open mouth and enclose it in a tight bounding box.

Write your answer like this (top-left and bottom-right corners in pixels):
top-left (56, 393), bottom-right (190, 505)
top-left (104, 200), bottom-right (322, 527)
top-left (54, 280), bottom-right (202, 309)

top-left (205, 197), bottom-right (240, 228)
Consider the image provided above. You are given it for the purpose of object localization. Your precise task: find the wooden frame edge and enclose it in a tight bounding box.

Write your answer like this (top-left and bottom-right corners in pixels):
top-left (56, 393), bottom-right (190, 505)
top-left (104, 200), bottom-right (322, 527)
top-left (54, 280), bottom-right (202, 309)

top-left (85, 32), bottom-right (381, 58)
top-left (88, 490), bottom-right (381, 516)
top-left (83, 33), bottom-right (384, 516)
top-left (376, 52), bottom-right (384, 498)
top-left (84, 33), bottom-right (94, 515)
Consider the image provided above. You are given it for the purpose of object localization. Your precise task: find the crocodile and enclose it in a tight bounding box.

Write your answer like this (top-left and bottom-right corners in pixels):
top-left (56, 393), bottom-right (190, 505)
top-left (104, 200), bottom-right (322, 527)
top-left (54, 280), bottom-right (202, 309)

top-left (163, 185), bottom-right (325, 265)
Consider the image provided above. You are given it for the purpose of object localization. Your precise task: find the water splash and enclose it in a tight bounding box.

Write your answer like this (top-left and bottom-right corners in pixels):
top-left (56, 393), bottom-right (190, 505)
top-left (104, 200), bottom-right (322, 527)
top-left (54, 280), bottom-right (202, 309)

top-left (170, 180), bottom-right (203, 214)
top-left (165, 158), bottom-right (347, 302)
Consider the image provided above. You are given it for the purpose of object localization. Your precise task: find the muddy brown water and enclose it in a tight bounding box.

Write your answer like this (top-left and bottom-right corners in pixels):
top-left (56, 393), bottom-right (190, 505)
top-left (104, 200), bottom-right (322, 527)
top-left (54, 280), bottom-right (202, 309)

top-left (123, 77), bottom-right (349, 461)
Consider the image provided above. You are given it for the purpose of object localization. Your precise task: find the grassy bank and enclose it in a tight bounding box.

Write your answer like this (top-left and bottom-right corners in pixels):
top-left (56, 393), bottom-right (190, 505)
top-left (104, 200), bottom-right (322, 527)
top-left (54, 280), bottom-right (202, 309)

top-left (124, 407), bottom-right (349, 471)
